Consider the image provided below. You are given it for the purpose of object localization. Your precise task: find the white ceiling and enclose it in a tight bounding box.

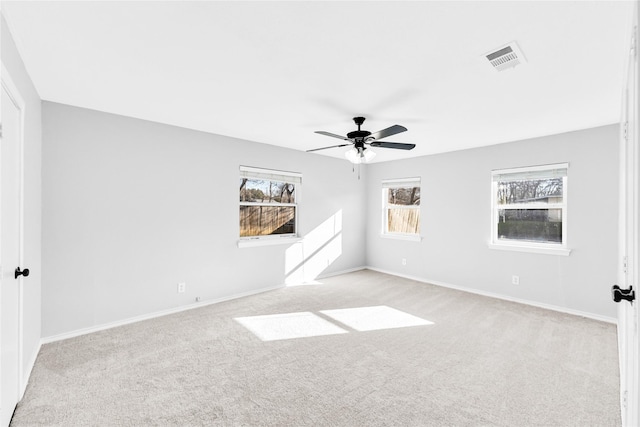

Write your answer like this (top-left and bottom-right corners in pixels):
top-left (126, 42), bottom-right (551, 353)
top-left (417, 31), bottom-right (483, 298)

top-left (2, 1), bottom-right (634, 162)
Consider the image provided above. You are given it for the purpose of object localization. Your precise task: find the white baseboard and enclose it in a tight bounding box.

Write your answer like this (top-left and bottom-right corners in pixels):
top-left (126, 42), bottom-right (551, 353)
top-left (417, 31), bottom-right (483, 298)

top-left (365, 266), bottom-right (617, 324)
top-left (41, 284), bottom-right (284, 344)
top-left (317, 266), bottom-right (366, 280)
top-left (41, 265), bottom-right (614, 344)
top-left (41, 267), bottom-right (368, 345)
top-left (20, 340), bottom-right (42, 399)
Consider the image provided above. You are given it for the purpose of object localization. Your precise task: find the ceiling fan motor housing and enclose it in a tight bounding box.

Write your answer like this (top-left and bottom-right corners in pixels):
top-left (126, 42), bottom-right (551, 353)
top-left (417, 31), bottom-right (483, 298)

top-left (347, 130), bottom-right (372, 140)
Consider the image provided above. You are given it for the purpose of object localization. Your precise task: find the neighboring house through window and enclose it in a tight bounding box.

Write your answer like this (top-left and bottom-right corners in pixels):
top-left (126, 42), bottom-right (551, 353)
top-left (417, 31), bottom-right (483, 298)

top-left (490, 163), bottom-right (569, 255)
top-left (382, 177), bottom-right (421, 240)
top-left (239, 166), bottom-right (301, 241)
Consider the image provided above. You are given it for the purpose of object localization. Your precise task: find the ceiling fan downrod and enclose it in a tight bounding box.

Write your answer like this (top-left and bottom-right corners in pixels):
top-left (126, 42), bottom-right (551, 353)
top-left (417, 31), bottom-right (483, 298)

top-left (347, 117), bottom-right (372, 141)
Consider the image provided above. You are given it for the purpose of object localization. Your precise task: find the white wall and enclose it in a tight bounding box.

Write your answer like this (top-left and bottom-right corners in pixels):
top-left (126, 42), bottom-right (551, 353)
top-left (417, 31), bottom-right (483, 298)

top-left (41, 102), bottom-right (366, 338)
top-left (365, 125), bottom-right (619, 319)
top-left (1, 14), bottom-right (42, 386)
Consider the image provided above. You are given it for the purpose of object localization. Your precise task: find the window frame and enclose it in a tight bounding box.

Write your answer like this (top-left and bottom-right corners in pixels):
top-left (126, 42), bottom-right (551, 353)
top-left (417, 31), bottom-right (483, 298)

top-left (238, 166), bottom-right (302, 247)
top-left (489, 163), bottom-right (571, 256)
top-left (381, 177), bottom-right (422, 242)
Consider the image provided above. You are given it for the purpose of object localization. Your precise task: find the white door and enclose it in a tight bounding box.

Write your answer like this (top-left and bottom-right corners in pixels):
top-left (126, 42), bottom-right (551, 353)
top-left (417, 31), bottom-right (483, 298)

top-left (0, 70), bottom-right (25, 427)
top-left (617, 16), bottom-right (638, 427)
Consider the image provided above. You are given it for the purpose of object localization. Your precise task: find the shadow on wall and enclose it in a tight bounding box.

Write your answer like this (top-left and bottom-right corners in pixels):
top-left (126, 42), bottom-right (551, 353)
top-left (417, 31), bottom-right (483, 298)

top-left (285, 210), bottom-right (343, 285)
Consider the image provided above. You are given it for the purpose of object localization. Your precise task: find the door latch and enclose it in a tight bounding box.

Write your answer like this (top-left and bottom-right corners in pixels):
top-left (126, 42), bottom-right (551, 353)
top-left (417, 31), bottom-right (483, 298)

top-left (612, 285), bottom-right (635, 303)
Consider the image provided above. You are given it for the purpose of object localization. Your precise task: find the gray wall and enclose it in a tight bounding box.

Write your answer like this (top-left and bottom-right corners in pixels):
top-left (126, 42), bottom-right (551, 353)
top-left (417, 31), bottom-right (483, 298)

top-left (1, 15), bottom-right (43, 382)
top-left (41, 102), bottom-right (366, 337)
top-left (42, 103), bottom-right (619, 336)
top-left (365, 125), bottom-right (619, 319)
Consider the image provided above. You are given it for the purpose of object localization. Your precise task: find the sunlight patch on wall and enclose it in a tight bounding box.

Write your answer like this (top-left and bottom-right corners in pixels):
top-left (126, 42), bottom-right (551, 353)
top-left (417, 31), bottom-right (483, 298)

top-left (235, 312), bottom-right (348, 341)
top-left (320, 306), bottom-right (434, 332)
top-left (285, 210), bottom-right (342, 286)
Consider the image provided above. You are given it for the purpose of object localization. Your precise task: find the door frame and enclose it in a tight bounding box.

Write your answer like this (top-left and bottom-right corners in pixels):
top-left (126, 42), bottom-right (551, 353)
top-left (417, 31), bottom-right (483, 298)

top-left (0, 61), bottom-right (27, 421)
top-left (618, 3), bottom-right (639, 425)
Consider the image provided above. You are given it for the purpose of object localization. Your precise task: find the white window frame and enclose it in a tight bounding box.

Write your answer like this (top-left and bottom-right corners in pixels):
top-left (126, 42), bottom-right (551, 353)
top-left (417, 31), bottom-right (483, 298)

top-left (381, 177), bottom-right (422, 242)
top-left (489, 163), bottom-right (570, 256)
top-left (238, 166), bottom-right (302, 248)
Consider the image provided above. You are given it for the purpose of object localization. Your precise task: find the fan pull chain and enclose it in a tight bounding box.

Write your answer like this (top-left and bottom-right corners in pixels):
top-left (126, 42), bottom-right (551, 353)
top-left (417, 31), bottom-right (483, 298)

top-left (351, 163), bottom-right (361, 180)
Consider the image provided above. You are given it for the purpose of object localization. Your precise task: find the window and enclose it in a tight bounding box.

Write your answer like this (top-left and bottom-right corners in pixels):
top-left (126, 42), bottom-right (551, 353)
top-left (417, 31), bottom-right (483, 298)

top-left (490, 163), bottom-right (569, 255)
top-left (382, 178), bottom-right (421, 240)
top-left (239, 166), bottom-right (301, 242)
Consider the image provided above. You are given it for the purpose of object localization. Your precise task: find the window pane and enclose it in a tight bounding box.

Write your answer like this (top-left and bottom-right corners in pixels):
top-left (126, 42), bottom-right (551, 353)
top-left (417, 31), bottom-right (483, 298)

top-left (388, 187), bottom-right (420, 206)
top-left (387, 208), bottom-right (420, 234)
top-left (497, 178), bottom-right (563, 205)
top-left (240, 206), bottom-right (296, 237)
top-left (497, 209), bottom-right (562, 243)
top-left (240, 179), bottom-right (296, 203)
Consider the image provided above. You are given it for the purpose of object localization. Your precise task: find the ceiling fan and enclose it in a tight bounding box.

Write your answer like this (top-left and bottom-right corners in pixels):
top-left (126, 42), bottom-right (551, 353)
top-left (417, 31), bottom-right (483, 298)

top-left (308, 117), bottom-right (415, 164)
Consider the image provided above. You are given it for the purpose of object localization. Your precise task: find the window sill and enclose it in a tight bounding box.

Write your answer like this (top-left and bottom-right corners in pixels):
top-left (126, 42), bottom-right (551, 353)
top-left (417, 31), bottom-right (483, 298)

top-left (238, 237), bottom-right (302, 248)
top-left (487, 242), bottom-right (571, 256)
top-left (380, 233), bottom-right (422, 242)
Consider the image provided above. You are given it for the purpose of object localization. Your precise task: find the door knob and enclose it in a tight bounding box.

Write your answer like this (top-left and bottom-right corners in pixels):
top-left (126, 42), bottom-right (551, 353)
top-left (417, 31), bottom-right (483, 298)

top-left (15, 267), bottom-right (29, 279)
top-left (612, 285), bottom-right (635, 303)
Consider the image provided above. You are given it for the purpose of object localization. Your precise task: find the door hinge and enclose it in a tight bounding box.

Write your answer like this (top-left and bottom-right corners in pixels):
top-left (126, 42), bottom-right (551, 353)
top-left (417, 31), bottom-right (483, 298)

top-left (624, 255), bottom-right (628, 274)
top-left (624, 121), bottom-right (629, 142)
top-left (632, 26), bottom-right (637, 58)
top-left (623, 390), bottom-right (628, 409)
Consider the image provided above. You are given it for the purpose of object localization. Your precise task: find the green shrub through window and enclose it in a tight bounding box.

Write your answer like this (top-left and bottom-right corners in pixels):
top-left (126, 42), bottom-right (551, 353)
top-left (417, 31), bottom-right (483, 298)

top-left (492, 164), bottom-right (568, 247)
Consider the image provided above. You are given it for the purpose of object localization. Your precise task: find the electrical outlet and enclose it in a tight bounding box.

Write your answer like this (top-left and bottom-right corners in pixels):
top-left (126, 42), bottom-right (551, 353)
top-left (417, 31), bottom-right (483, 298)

top-left (402, 258), bottom-right (407, 266)
top-left (177, 282), bottom-right (186, 293)
top-left (512, 275), bottom-right (520, 285)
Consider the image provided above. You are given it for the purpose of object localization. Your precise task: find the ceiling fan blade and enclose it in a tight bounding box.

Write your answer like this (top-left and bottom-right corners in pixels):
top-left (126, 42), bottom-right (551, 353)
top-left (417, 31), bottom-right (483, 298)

top-left (369, 124), bottom-right (407, 141)
top-left (314, 131), bottom-right (350, 141)
top-left (369, 141), bottom-right (416, 150)
top-left (307, 143), bottom-right (353, 153)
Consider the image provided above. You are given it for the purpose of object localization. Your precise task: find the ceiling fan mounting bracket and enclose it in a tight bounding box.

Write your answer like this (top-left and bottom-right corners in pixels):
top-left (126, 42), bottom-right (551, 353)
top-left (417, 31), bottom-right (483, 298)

top-left (353, 116), bottom-right (366, 127)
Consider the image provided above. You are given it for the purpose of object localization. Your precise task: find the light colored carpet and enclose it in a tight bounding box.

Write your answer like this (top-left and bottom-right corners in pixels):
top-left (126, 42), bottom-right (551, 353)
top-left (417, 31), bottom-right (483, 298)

top-left (12, 270), bottom-right (620, 426)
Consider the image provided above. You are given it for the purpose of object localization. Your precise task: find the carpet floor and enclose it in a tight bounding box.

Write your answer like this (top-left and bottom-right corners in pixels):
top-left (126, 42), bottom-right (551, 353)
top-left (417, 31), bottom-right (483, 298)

top-left (11, 270), bottom-right (620, 426)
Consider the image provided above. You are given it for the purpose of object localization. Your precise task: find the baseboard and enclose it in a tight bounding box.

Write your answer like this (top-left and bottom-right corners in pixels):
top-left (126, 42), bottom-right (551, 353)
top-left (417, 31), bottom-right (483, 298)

top-left (365, 266), bottom-right (617, 324)
top-left (41, 284), bottom-right (285, 344)
top-left (41, 267), bottom-right (369, 344)
top-left (20, 340), bottom-right (42, 399)
top-left (41, 265), bottom-right (613, 344)
top-left (317, 266), bottom-right (367, 280)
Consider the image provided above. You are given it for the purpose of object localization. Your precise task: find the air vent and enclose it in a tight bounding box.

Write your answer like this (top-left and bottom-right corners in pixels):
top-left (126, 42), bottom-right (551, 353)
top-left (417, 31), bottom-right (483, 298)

top-left (484, 42), bottom-right (526, 71)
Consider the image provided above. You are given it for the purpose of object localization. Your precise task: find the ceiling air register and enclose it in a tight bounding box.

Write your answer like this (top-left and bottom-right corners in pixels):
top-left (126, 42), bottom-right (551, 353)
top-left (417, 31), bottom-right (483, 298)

top-left (485, 42), bottom-right (526, 71)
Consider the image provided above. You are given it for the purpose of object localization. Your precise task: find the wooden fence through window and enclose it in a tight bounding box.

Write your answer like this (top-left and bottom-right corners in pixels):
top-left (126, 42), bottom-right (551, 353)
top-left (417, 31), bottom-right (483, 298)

top-left (388, 208), bottom-right (420, 234)
top-left (240, 206), bottom-right (295, 236)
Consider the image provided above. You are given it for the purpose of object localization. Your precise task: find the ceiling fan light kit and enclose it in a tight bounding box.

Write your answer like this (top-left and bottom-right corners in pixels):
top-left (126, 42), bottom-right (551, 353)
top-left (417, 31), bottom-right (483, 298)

top-left (345, 146), bottom-right (376, 164)
top-left (309, 116), bottom-right (415, 164)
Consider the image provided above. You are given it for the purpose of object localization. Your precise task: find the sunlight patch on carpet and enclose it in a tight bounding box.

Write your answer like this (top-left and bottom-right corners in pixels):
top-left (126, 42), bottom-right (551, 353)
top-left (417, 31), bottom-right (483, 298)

top-left (235, 312), bottom-right (348, 341)
top-left (320, 306), bottom-right (434, 331)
